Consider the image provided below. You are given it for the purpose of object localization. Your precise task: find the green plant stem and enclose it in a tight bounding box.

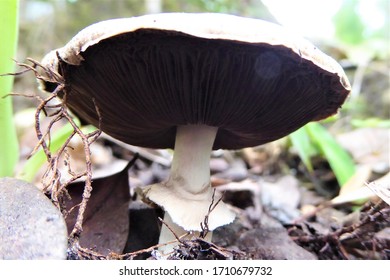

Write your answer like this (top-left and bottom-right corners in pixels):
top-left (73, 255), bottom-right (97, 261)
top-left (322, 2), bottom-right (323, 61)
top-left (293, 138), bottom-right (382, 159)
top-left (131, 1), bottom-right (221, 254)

top-left (0, 0), bottom-right (19, 177)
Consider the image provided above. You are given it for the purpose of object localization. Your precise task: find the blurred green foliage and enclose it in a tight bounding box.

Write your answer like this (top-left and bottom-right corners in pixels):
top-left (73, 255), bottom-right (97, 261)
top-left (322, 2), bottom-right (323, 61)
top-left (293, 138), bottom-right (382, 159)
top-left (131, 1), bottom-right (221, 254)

top-left (0, 0), bottom-right (19, 177)
top-left (351, 118), bottom-right (390, 128)
top-left (333, 0), bottom-right (389, 60)
top-left (333, 0), bottom-right (366, 45)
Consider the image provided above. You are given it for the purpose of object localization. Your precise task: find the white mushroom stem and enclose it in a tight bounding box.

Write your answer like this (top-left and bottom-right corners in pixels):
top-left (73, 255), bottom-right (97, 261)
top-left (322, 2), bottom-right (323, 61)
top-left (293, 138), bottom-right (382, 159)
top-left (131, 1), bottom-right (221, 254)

top-left (170, 125), bottom-right (217, 195)
top-left (158, 212), bottom-right (210, 257)
top-left (144, 125), bottom-right (235, 256)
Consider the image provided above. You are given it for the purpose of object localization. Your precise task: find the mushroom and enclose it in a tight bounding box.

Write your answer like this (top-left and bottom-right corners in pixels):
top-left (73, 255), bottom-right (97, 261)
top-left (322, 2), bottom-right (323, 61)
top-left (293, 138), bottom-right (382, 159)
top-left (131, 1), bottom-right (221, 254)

top-left (39, 13), bottom-right (351, 256)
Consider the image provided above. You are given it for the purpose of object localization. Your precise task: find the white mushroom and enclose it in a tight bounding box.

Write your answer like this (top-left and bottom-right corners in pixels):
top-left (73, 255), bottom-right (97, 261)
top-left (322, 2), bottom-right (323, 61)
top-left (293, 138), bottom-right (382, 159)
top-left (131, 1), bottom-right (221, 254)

top-left (40, 13), bottom-right (351, 258)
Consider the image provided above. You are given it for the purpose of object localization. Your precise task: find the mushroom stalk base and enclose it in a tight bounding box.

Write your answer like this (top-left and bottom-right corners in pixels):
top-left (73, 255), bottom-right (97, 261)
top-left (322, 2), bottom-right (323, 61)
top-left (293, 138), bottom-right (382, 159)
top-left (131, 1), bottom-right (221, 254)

top-left (143, 125), bottom-right (235, 255)
top-left (158, 212), bottom-right (212, 257)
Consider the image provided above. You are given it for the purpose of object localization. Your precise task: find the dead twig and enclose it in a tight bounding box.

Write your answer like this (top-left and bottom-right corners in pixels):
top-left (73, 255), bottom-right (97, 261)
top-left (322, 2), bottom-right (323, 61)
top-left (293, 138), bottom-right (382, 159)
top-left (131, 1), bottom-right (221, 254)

top-left (289, 201), bottom-right (390, 259)
top-left (199, 188), bottom-right (224, 239)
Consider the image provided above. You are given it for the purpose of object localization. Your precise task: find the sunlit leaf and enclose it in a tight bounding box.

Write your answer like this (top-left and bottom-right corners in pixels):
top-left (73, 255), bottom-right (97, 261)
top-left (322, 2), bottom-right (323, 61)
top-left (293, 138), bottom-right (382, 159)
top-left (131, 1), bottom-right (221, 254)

top-left (306, 122), bottom-right (356, 186)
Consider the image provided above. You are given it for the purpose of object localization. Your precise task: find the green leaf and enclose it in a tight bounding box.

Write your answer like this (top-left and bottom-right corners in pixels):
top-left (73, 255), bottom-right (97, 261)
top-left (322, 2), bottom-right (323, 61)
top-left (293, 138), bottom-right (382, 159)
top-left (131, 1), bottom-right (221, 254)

top-left (16, 110), bottom-right (100, 183)
top-left (351, 118), bottom-right (390, 128)
top-left (0, 0), bottom-right (19, 177)
top-left (16, 119), bottom-right (84, 182)
top-left (306, 122), bottom-right (356, 186)
top-left (289, 127), bottom-right (317, 172)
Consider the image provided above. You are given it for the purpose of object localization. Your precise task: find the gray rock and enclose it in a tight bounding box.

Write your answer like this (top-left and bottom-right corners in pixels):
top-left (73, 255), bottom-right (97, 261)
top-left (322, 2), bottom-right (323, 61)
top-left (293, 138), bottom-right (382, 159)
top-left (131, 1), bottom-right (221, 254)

top-left (237, 214), bottom-right (317, 260)
top-left (260, 175), bottom-right (302, 223)
top-left (0, 177), bottom-right (68, 259)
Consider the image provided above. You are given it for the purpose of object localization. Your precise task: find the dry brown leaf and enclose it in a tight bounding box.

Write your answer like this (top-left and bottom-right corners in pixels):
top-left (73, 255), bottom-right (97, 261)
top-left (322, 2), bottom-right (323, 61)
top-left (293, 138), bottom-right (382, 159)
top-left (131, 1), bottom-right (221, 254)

top-left (65, 160), bottom-right (133, 255)
top-left (366, 172), bottom-right (390, 205)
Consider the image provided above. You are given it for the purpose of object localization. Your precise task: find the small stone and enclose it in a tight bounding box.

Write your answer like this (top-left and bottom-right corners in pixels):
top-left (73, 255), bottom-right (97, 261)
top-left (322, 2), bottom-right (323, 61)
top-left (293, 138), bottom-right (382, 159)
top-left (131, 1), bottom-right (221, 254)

top-left (237, 218), bottom-right (317, 260)
top-left (0, 177), bottom-right (68, 259)
top-left (210, 158), bottom-right (229, 173)
top-left (214, 159), bottom-right (248, 182)
top-left (260, 175), bottom-right (302, 223)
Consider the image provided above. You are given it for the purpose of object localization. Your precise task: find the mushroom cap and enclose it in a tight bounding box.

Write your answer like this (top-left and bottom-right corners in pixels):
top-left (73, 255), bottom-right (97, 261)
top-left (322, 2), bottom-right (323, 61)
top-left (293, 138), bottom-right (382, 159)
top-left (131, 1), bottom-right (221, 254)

top-left (41, 13), bottom-right (351, 150)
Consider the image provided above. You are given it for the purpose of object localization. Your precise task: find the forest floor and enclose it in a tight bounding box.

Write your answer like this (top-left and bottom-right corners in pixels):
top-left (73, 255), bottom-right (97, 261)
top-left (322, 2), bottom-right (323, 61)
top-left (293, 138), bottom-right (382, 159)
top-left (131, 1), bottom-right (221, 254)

top-left (57, 134), bottom-right (389, 260)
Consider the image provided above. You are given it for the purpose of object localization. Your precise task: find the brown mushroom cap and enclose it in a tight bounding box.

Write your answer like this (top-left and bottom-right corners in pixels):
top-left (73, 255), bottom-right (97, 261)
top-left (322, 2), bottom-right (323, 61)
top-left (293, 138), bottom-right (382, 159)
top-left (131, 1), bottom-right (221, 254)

top-left (41, 13), bottom-right (350, 150)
